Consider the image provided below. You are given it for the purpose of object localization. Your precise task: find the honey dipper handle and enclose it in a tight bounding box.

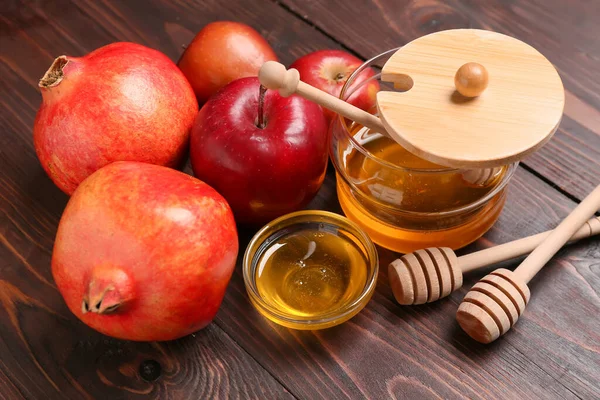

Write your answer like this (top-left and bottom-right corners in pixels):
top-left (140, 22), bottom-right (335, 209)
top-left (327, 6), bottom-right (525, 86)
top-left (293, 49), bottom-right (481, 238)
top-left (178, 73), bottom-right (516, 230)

top-left (259, 61), bottom-right (387, 133)
top-left (459, 217), bottom-right (600, 273)
top-left (514, 184), bottom-right (600, 283)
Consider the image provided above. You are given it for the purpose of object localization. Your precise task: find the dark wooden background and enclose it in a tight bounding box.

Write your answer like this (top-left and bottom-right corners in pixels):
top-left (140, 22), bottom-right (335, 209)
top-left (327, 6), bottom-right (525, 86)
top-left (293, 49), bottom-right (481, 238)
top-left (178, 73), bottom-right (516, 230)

top-left (1, 0), bottom-right (599, 399)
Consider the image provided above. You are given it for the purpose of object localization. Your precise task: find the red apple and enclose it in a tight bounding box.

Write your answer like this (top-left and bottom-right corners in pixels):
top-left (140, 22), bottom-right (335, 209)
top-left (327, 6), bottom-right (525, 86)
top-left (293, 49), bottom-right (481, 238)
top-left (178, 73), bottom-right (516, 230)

top-left (52, 161), bottom-right (238, 341)
top-left (190, 77), bottom-right (328, 225)
top-left (290, 50), bottom-right (379, 121)
top-left (178, 21), bottom-right (278, 103)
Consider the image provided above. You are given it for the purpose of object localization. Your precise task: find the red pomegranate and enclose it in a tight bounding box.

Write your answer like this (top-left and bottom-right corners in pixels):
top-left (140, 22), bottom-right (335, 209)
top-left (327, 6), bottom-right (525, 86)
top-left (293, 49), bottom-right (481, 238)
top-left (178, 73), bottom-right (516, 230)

top-left (34, 42), bottom-right (198, 195)
top-left (52, 162), bottom-right (238, 341)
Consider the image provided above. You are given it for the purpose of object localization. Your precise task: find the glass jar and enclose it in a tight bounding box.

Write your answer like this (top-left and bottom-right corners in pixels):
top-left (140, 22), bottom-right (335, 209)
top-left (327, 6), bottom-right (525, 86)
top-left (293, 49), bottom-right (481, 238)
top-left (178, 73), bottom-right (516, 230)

top-left (330, 49), bottom-right (517, 254)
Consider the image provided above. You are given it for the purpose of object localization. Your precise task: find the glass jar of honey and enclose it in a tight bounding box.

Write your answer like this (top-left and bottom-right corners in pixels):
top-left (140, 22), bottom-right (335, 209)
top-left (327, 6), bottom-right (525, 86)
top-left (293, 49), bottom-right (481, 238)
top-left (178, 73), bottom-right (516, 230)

top-left (330, 49), bottom-right (518, 254)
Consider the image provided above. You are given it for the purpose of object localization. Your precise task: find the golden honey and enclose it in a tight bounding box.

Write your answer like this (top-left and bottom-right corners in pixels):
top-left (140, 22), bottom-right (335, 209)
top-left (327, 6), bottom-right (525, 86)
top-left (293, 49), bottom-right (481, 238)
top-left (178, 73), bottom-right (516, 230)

top-left (243, 211), bottom-right (378, 330)
top-left (255, 229), bottom-right (367, 318)
top-left (331, 118), bottom-right (514, 254)
top-left (346, 125), bottom-right (506, 211)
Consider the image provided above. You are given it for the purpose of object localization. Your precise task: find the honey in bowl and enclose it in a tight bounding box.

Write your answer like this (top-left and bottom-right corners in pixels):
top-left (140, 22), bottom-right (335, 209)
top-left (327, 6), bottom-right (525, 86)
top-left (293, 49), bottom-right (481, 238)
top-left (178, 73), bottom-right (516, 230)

top-left (255, 229), bottom-right (367, 318)
top-left (243, 211), bottom-right (378, 330)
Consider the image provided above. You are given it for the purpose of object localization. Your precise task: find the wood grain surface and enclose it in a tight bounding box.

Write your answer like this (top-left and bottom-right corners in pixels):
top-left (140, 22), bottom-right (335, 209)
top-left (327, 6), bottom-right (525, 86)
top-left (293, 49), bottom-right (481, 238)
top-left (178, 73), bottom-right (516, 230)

top-left (1, 0), bottom-right (599, 399)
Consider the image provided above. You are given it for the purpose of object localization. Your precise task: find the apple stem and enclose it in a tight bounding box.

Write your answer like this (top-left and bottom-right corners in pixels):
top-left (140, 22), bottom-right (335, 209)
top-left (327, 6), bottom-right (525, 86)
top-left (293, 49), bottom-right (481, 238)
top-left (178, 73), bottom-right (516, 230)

top-left (257, 84), bottom-right (267, 129)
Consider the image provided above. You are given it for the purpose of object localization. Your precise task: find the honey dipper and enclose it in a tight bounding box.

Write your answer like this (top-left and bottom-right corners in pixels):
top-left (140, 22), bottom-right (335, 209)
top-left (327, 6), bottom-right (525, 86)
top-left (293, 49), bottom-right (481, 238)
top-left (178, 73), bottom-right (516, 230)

top-left (456, 183), bottom-right (600, 343)
top-left (259, 60), bottom-right (388, 134)
top-left (388, 216), bottom-right (600, 305)
top-left (258, 61), bottom-right (489, 138)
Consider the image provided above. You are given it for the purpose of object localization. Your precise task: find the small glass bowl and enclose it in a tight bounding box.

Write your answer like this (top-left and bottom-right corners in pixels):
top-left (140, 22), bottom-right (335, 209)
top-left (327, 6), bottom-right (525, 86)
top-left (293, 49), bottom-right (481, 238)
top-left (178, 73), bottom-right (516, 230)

top-left (243, 210), bottom-right (378, 330)
top-left (330, 48), bottom-right (518, 254)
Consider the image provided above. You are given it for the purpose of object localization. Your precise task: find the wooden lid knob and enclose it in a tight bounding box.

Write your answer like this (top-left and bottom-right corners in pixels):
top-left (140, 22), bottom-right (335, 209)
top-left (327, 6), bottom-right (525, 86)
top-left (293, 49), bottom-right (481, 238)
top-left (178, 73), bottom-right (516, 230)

top-left (454, 62), bottom-right (488, 97)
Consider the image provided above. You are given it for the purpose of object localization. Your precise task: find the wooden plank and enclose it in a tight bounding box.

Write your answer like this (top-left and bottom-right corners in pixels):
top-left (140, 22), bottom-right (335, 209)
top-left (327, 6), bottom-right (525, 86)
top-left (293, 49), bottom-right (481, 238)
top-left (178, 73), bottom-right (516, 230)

top-left (217, 167), bottom-right (600, 399)
top-left (0, 367), bottom-right (25, 400)
top-left (1, 0), bottom-right (598, 398)
top-left (0, 0), bottom-right (340, 397)
top-left (280, 0), bottom-right (600, 200)
top-left (0, 270), bottom-right (292, 399)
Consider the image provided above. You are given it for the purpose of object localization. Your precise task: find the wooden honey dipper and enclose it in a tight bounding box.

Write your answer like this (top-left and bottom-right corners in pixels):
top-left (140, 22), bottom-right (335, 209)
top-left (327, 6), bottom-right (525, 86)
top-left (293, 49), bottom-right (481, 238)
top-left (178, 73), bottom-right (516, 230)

top-left (259, 60), bottom-right (488, 136)
top-left (457, 183), bottom-right (600, 343)
top-left (389, 216), bottom-right (600, 305)
top-left (259, 60), bottom-right (388, 134)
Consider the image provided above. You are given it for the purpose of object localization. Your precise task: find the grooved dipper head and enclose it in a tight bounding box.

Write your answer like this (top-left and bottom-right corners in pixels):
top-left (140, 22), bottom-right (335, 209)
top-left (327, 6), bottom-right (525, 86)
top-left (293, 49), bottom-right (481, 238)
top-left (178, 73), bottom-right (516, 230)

top-left (388, 247), bottom-right (462, 305)
top-left (456, 268), bottom-right (531, 343)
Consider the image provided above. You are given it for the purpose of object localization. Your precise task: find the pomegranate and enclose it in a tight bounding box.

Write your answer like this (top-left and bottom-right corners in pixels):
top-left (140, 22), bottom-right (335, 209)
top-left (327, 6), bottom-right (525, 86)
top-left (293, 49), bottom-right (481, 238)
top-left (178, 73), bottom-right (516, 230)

top-left (52, 161), bottom-right (238, 341)
top-left (34, 42), bottom-right (198, 195)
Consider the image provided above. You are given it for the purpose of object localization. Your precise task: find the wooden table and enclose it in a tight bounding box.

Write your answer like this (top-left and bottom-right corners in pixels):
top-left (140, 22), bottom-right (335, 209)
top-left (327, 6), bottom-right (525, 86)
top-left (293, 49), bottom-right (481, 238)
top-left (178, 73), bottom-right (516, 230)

top-left (1, 1), bottom-right (599, 398)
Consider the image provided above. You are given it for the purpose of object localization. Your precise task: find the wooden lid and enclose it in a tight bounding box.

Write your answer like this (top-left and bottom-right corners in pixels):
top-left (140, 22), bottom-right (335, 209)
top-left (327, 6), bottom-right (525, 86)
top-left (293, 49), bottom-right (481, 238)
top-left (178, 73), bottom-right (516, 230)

top-left (377, 29), bottom-right (565, 168)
